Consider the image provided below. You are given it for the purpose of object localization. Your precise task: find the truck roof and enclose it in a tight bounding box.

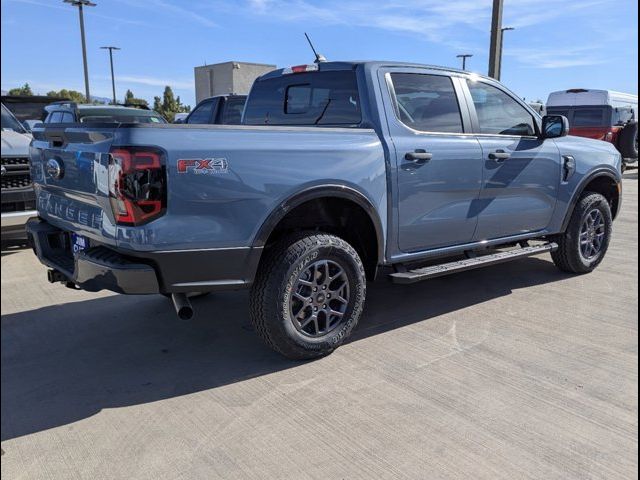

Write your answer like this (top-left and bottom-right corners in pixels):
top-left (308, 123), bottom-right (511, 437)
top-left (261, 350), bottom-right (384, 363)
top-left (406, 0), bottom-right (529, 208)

top-left (257, 60), bottom-right (484, 81)
top-left (547, 89), bottom-right (639, 107)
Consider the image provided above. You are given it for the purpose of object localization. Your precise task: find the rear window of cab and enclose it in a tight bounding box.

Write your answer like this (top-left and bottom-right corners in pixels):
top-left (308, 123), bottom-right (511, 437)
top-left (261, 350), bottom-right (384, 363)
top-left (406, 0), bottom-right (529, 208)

top-left (243, 70), bottom-right (361, 126)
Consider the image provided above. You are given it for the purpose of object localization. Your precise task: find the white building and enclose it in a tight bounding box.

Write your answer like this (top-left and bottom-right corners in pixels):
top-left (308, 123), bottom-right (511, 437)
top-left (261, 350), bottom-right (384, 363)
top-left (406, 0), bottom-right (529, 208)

top-left (194, 61), bottom-right (276, 103)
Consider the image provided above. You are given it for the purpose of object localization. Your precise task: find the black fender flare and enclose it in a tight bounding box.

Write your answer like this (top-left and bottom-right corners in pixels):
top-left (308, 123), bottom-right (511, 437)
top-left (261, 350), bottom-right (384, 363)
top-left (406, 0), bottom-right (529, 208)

top-left (561, 168), bottom-right (621, 231)
top-left (252, 184), bottom-right (386, 265)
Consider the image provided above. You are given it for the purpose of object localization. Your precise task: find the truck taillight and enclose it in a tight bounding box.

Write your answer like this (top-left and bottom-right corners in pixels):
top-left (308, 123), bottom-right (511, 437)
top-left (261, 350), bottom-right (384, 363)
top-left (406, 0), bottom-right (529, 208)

top-left (108, 147), bottom-right (166, 226)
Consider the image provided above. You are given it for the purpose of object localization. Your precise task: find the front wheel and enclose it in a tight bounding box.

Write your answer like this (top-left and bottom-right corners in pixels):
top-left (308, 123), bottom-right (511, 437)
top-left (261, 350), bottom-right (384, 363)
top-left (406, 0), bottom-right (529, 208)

top-left (551, 192), bottom-right (613, 273)
top-left (249, 232), bottom-right (366, 360)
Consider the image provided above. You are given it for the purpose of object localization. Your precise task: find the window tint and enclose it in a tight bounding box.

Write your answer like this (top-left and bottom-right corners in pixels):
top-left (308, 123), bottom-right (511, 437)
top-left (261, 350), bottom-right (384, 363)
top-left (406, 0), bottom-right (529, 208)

top-left (1, 104), bottom-right (26, 132)
top-left (614, 107), bottom-right (635, 125)
top-left (390, 73), bottom-right (463, 133)
top-left (243, 70), bottom-right (361, 126)
top-left (573, 108), bottom-right (607, 127)
top-left (467, 81), bottom-right (536, 136)
top-left (546, 107), bottom-right (570, 118)
top-left (47, 111), bottom-right (63, 123)
top-left (221, 96), bottom-right (246, 124)
top-left (186, 100), bottom-right (215, 124)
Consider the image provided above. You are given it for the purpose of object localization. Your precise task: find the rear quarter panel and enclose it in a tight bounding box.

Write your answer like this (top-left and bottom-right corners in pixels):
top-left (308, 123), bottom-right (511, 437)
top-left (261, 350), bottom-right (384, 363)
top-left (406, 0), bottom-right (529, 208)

top-left (114, 125), bottom-right (387, 252)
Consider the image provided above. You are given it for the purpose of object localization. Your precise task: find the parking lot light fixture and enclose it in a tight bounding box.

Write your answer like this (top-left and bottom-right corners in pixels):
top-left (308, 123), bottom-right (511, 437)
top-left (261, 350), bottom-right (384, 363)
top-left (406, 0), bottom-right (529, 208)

top-left (498, 27), bottom-right (515, 81)
top-left (63, 0), bottom-right (97, 103)
top-left (100, 46), bottom-right (121, 105)
top-left (456, 54), bottom-right (473, 71)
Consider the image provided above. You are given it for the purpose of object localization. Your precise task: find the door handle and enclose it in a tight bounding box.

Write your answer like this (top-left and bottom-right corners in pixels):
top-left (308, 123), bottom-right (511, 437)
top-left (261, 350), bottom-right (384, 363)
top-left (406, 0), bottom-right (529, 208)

top-left (488, 150), bottom-right (511, 162)
top-left (405, 150), bottom-right (433, 163)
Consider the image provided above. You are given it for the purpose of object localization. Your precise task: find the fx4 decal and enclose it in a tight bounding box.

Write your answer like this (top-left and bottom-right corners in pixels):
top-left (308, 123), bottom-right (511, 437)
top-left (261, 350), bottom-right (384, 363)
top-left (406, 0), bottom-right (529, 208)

top-left (177, 158), bottom-right (229, 174)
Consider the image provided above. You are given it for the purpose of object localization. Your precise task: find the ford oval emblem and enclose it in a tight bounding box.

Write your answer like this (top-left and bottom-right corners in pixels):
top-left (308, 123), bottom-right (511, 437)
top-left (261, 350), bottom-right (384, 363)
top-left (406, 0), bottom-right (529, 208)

top-left (46, 158), bottom-right (64, 179)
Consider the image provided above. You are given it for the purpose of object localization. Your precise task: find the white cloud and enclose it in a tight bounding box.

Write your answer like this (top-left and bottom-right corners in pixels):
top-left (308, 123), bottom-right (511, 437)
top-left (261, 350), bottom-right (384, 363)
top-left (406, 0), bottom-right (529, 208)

top-left (3, 0), bottom-right (148, 25)
top-left (235, 0), bottom-right (622, 68)
top-left (112, 75), bottom-right (192, 90)
top-left (505, 46), bottom-right (608, 69)
top-left (113, 0), bottom-right (217, 28)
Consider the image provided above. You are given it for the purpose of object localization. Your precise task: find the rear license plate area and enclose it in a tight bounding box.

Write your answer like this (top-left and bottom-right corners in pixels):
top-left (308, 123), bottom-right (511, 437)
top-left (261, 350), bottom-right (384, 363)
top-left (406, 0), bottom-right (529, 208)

top-left (71, 233), bottom-right (90, 254)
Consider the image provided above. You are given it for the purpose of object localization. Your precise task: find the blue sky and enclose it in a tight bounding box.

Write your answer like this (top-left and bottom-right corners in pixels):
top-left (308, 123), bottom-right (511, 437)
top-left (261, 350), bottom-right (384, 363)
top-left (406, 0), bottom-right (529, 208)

top-left (1, 0), bottom-right (638, 107)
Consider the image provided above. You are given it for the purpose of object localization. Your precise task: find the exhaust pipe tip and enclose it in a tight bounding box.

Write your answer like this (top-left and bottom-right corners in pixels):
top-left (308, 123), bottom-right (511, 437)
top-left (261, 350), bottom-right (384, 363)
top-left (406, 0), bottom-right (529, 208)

top-left (171, 293), bottom-right (194, 320)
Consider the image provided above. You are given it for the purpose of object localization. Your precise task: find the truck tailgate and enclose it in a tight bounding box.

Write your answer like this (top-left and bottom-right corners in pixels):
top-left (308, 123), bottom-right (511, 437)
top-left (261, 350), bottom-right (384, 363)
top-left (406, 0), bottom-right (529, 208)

top-left (30, 125), bottom-right (118, 245)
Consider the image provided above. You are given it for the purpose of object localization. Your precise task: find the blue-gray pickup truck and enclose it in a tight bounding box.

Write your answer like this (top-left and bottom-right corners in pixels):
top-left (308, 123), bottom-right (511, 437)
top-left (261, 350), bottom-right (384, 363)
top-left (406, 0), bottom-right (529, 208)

top-left (26, 61), bottom-right (623, 359)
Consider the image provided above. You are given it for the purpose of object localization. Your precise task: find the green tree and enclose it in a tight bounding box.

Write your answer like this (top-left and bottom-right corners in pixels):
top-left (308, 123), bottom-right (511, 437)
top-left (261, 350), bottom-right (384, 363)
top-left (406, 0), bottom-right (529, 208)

top-left (123, 89), bottom-right (149, 107)
top-left (153, 86), bottom-right (190, 122)
top-left (46, 89), bottom-right (86, 103)
top-left (8, 83), bottom-right (33, 96)
top-left (153, 96), bottom-right (162, 114)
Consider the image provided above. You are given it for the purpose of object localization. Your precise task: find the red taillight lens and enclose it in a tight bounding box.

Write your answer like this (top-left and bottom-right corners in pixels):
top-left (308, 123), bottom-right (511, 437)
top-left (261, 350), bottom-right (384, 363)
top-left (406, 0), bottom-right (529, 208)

top-left (108, 147), bottom-right (166, 226)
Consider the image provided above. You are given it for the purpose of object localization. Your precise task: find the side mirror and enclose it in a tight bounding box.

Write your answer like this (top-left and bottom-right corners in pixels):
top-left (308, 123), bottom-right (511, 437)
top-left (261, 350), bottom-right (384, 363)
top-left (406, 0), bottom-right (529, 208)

top-left (541, 115), bottom-right (569, 139)
top-left (21, 121), bottom-right (32, 132)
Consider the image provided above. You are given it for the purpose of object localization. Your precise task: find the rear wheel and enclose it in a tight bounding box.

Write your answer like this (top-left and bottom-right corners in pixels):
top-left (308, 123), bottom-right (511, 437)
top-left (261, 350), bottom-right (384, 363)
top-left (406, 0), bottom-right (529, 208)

top-left (551, 192), bottom-right (612, 273)
top-left (249, 232), bottom-right (366, 360)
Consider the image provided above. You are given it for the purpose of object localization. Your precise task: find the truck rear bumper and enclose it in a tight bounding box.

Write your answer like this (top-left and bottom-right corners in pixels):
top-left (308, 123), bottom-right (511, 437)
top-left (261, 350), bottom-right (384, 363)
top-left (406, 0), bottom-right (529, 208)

top-left (26, 217), bottom-right (262, 295)
top-left (1, 210), bottom-right (38, 241)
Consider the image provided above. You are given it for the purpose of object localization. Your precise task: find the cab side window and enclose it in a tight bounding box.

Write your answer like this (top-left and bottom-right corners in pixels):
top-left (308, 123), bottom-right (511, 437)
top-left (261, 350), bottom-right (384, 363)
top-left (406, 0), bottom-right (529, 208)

top-left (46, 111), bottom-right (63, 123)
top-left (221, 97), bottom-right (246, 125)
top-left (186, 100), bottom-right (215, 124)
top-left (390, 73), bottom-right (464, 133)
top-left (467, 81), bottom-right (536, 136)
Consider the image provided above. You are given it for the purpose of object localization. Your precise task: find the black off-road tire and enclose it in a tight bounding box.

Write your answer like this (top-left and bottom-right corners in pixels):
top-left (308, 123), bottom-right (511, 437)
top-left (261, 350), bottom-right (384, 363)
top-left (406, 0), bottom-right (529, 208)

top-left (249, 232), bottom-right (366, 360)
top-left (551, 192), bottom-right (612, 274)
top-left (618, 121), bottom-right (638, 160)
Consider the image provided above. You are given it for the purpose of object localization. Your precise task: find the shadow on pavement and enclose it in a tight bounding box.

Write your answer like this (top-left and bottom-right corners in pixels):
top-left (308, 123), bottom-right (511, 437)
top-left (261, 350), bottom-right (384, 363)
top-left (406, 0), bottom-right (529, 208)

top-left (2, 256), bottom-right (570, 441)
top-left (0, 243), bottom-right (29, 257)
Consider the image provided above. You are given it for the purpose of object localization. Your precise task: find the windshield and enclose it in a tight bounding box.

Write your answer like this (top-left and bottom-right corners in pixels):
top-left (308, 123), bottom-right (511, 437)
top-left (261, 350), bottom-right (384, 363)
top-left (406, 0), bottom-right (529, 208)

top-left (1, 104), bottom-right (27, 133)
top-left (77, 108), bottom-right (167, 124)
top-left (79, 114), bottom-right (166, 124)
top-left (547, 106), bottom-right (612, 127)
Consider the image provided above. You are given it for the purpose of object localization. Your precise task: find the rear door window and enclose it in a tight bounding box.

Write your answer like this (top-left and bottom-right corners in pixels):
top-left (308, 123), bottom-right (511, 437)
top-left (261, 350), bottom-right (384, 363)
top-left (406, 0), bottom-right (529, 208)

top-left (243, 70), bottom-right (361, 126)
top-left (61, 112), bottom-right (74, 123)
top-left (390, 73), bottom-right (464, 133)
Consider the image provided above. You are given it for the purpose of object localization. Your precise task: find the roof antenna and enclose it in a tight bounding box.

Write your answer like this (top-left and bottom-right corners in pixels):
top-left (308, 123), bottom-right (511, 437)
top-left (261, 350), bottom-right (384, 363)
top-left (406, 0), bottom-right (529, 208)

top-left (304, 32), bottom-right (327, 63)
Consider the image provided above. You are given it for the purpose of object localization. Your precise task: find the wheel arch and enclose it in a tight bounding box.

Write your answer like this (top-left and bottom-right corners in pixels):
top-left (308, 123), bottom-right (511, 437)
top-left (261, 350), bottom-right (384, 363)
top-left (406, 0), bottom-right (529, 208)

top-left (252, 184), bottom-right (385, 279)
top-left (561, 169), bottom-right (622, 231)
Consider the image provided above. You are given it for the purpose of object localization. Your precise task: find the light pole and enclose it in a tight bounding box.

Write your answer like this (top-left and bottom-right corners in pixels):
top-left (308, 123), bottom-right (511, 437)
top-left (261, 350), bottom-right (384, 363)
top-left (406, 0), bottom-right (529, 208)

top-left (101, 46), bottom-right (121, 104)
top-left (488, 0), bottom-right (503, 79)
top-left (497, 27), bottom-right (515, 81)
top-left (456, 54), bottom-right (473, 71)
top-left (64, 0), bottom-right (96, 102)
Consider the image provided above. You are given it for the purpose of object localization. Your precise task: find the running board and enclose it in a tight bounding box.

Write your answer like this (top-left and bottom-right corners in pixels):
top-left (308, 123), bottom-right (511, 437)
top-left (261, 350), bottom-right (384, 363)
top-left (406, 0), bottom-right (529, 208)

top-left (389, 243), bottom-right (558, 284)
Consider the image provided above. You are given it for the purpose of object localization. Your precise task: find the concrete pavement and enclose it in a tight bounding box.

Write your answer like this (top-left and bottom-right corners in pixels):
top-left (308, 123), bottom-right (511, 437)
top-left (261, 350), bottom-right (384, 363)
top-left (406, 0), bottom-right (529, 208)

top-left (1, 173), bottom-right (637, 480)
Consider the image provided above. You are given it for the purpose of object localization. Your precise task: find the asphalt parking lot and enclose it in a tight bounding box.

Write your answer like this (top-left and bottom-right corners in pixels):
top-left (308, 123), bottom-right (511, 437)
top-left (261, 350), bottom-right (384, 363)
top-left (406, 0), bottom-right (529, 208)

top-left (1, 172), bottom-right (637, 480)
